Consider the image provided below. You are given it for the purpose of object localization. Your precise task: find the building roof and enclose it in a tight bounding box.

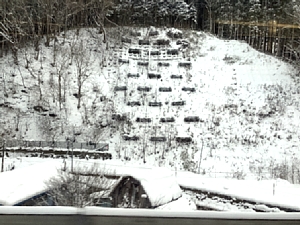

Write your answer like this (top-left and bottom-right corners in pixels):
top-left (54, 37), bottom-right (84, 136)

top-left (0, 161), bottom-right (61, 206)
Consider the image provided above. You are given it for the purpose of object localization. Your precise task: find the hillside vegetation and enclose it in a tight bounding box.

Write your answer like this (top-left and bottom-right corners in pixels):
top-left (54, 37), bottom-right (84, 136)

top-left (0, 27), bottom-right (299, 182)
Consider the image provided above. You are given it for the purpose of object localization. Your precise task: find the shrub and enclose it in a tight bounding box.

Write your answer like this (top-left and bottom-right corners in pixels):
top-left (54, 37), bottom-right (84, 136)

top-left (46, 164), bottom-right (116, 207)
top-left (223, 55), bottom-right (240, 64)
top-left (167, 29), bottom-right (183, 39)
top-left (180, 150), bottom-right (196, 172)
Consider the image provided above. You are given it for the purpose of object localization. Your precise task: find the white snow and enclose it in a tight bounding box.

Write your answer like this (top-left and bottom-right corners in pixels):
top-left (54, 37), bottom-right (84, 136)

top-left (156, 193), bottom-right (196, 210)
top-left (131, 170), bottom-right (182, 207)
top-left (0, 161), bottom-right (62, 206)
top-left (0, 157), bottom-right (300, 211)
top-left (83, 206), bottom-right (300, 219)
top-left (0, 205), bottom-right (300, 220)
top-left (177, 171), bottom-right (300, 211)
top-left (72, 160), bottom-right (182, 207)
top-left (0, 206), bottom-right (79, 214)
top-left (1, 26), bottom-right (300, 211)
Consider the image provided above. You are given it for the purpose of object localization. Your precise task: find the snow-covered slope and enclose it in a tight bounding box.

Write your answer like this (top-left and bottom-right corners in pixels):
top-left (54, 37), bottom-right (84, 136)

top-left (0, 27), bottom-right (299, 182)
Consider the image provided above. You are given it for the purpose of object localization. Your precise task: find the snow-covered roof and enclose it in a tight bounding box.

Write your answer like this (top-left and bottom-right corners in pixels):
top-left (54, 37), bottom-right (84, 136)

top-left (113, 167), bottom-right (182, 207)
top-left (0, 161), bottom-right (62, 206)
top-left (177, 171), bottom-right (300, 212)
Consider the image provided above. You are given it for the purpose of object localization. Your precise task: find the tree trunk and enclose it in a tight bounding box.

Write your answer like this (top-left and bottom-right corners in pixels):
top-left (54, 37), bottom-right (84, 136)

top-left (38, 72), bottom-right (43, 101)
top-left (46, 15), bottom-right (50, 47)
top-left (77, 84), bottom-right (81, 109)
top-left (58, 73), bottom-right (62, 110)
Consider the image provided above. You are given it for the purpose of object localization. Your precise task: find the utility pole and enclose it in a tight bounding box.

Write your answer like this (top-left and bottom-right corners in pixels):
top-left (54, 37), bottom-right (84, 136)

top-left (198, 138), bottom-right (204, 174)
top-left (153, 125), bottom-right (158, 154)
top-left (66, 137), bottom-right (73, 173)
top-left (71, 139), bottom-right (73, 173)
top-left (71, 127), bottom-right (75, 173)
top-left (143, 125), bottom-right (146, 164)
top-left (66, 137), bottom-right (69, 167)
top-left (1, 140), bottom-right (5, 172)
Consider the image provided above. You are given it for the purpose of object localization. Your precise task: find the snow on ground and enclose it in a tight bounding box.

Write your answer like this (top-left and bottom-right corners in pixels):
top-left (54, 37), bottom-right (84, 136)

top-left (61, 158), bottom-right (300, 211)
top-left (1, 27), bottom-right (299, 179)
top-left (1, 157), bottom-right (300, 211)
top-left (156, 193), bottom-right (196, 211)
top-left (177, 171), bottom-right (300, 211)
top-left (1, 26), bottom-right (300, 210)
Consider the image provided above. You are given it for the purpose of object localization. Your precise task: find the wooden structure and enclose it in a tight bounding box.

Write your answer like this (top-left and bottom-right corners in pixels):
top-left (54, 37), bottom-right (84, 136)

top-left (215, 20), bottom-right (300, 59)
top-left (110, 176), bottom-right (151, 208)
top-left (110, 174), bottom-right (182, 208)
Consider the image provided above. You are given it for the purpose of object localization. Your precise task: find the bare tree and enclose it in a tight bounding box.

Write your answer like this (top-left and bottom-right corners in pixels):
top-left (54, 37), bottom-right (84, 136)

top-left (37, 113), bottom-right (61, 142)
top-left (89, 0), bottom-right (116, 43)
top-left (54, 48), bottom-right (70, 110)
top-left (46, 164), bottom-right (116, 207)
top-left (204, 0), bottom-right (214, 33)
top-left (73, 40), bottom-right (92, 109)
top-left (0, 0), bottom-right (27, 65)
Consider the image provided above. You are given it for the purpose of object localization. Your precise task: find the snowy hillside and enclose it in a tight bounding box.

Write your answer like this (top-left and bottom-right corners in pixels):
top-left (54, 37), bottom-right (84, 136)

top-left (0, 26), bottom-right (299, 182)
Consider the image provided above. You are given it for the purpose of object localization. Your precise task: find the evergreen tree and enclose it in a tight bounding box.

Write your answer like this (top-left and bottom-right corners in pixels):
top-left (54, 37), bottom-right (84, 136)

top-left (214, 0), bottom-right (234, 37)
top-left (249, 0), bottom-right (262, 23)
top-left (112, 0), bottom-right (196, 27)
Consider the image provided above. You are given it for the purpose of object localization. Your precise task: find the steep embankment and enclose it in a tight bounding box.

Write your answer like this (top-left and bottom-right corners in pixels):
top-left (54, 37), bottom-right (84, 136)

top-left (0, 27), bottom-right (299, 181)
